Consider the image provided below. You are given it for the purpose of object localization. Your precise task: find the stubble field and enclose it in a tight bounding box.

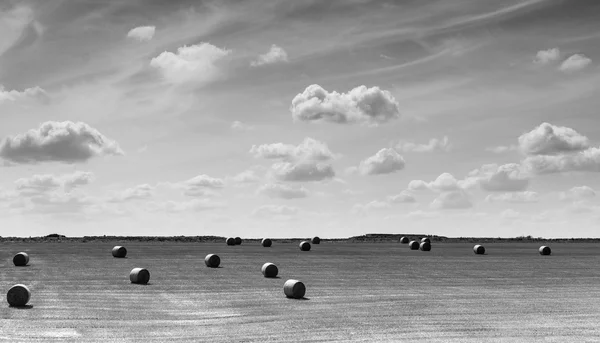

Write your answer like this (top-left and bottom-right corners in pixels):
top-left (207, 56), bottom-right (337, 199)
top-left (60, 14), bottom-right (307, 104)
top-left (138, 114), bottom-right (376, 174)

top-left (1, 241), bottom-right (599, 342)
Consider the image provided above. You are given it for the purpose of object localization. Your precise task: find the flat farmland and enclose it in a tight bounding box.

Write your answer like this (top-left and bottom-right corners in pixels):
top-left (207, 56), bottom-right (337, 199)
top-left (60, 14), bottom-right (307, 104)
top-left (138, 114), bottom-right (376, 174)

top-left (1, 241), bottom-right (600, 342)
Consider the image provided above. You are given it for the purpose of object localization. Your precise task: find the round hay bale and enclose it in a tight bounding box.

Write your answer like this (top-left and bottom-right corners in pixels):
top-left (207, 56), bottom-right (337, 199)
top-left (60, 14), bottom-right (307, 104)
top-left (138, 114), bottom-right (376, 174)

top-left (419, 242), bottom-right (431, 251)
top-left (408, 241), bottom-right (419, 250)
top-left (205, 254), bottom-right (221, 268)
top-left (261, 238), bottom-right (272, 247)
top-left (311, 236), bottom-right (321, 244)
top-left (261, 262), bottom-right (278, 278)
top-left (7, 284), bottom-right (30, 307)
top-left (283, 279), bottom-right (306, 299)
top-left (130, 268), bottom-right (150, 284)
top-left (299, 241), bottom-right (311, 251)
top-left (13, 252), bottom-right (29, 266)
top-left (112, 246), bottom-right (127, 258)
top-left (539, 246), bottom-right (551, 256)
top-left (421, 237), bottom-right (431, 244)
top-left (473, 245), bottom-right (485, 255)
top-left (399, 236), bottom-right (409, 244)
top-left (226, 237), bottom-right (235, 246)
top-left (234, 237), bottom-right (242, 245)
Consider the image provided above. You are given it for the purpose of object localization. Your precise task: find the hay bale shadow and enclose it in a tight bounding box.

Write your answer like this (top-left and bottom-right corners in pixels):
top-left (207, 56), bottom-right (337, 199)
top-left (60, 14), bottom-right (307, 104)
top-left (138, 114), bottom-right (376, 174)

top-left (9, 304), bottom-right (33, 309)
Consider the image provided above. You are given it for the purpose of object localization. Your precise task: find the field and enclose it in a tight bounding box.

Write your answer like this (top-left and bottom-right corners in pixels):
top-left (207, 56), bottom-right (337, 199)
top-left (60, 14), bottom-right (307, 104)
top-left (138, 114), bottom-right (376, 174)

top-left (1, 241), bottom-right (600, 342)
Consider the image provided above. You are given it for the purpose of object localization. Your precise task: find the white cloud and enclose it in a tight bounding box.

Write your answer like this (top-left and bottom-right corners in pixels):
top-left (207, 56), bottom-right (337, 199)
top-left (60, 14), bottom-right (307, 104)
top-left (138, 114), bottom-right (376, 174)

top-left (534, 48), bottom-right (560, 64)
top-left (150, 43), bottom-right (231, 84)
top-left (522, 147), bottom-right (600, 174)
top-left (231, 121), bottom-right (254, 131)
top-left (109, 184), bottom-right (154, 202)
top-left (150, 198), bottom-right (226, 212)
top-left (467, 163), bottom-right (529, 192)
top-left (387, 190), bottom-right (416, 203)
top-left (250, 44), bottom-right (288, 67)
top-left (559, 54), bottom-right (592, 72)
top-left (486, 145), bottom-right (518, 154)
top-left (358, 148), bottom-right (405, 175)
top-left (257, 183), bottom-right (309, 199)
top-left (559, 186), bottom-right (596, 201)
top-left (408, 173), bottom-right (464, 192)
top-left (252, 204), bottom-right (299, 218)
top-left (126, 25), bottom-right (155, 41)
top-left (270, 161), bottom-right (335, 182)
top-left (518, 122), bottom-right (589, 155)
top-left (485, 191), bottom-right (539, 203)
top-left (0, 85), bottom-right (47, 103)
top-left (290, 84), bottom-right (401, 125)
top-left (14, 171), bottom-right (94, 195)
top-left (430, 190), bottom-right (472, 210)
top-left (160, 174), bottom-right (225, 197)
top-left (231, 169), bottom-right (261, 184)
top-left (250, 137), bottom-right (335, 162)
top-left (396, 136), bottom-right (450, 153)
top-left (352, 200), bottom-right (391, 215)
top-left (406, 210), bottom-right (440, 219)
top-left (0, 121), bottom-right (123, 164)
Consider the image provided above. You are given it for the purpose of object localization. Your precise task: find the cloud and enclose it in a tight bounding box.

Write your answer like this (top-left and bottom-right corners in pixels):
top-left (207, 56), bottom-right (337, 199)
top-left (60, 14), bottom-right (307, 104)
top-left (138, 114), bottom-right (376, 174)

top-left (522, 147), bottom-right (600, 174)
top-left (0, 121), bottom-right (123, 164)
top-left (518, 122), bottom-right (590, 156)
top-left (387, 190), bottom-right (416, 203)
top-left (150, 199), bottom-right (225, 212)
top-left (270, 161), bottom-right (335, 182)
top-left (14, 171), bottom-right (94, 196)
top-left (396, 136), bottom-right (450, 153)
top-left (406, 210), bottom-right (440, 219)
top-left (251, 44), bottom-right (289, 67)
top-left (358, 148), bottom-right (405, 175)
top-left (250, 137), bottom-right (335, 162)
top-left (559, 54), bottom-right (592, 72)
top-left (501, 209), bottom-right (520, 219)
top-left (534, 48), bottom-right (560, 64)
top-left (257, 183), bottom-right (309, 199)
top-left (25, 192), bottom-right (93, 214)
top-left (252, 204), bottom-right (299, 218)
top-left (485, 191), bottom-right (539, 203)
top-left (430, 190), bottom-right (472, 210)
top-left (127, 26), bottom-right (156, 41)
top-left (231, 169), bottom-right (260, 184)
top-left (467, 163), bottom-right (529, 192)
top-left (559, 186), bottom-right (596, 201)
top-left (0, 85), bottom-right (48, 103)
top-left (352, 200), bottom-right (391, 215)
top-left (109, 184), bottom-right (154, 202)
top-left (290, 84), bottom-right (400, 125)
top-left (150, 43), bottom-right (231, 84)
top-left (486, 145), bottom-right (518, 154)
top-left (160, 174), bottom-right (225, 197)
top-left (408, 173), bottom-right (465, 192)
top-left (231, 121), bottom-right (254, 132)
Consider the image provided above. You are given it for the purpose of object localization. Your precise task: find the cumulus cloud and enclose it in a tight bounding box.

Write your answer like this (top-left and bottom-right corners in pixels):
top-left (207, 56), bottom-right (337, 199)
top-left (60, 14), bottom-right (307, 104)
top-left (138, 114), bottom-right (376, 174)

top-left (231, 121), bottom-right (254, 132)
top-left (0, 85), bottom-right (48, 103)
top-left (270, 161), bottom-right (335, 182)
top-left (430, 190), bottom-right (472, 210)
top-left (250, 137), bottom-right (335, 162)
top-left (150, 43), bottom-right (231, 84)
top-left (559, 186), bottom-right (596, 201)
top-left (396, 136), bottom-right (450, 153)
top-left (559, 54), bottom-right (592, 72)
top-left (485, 191), bottom-right (539, 203)
top-left (408, 173), bottom-right (466, 192)
top-left (352, 200), bottom-right (391, 215)
top-left (522, 147), bottom-right (600, 174)
top-left (534, 48), bottom-right (560, 64)
top-left (160, 174), bottom-right (225, 197)
top-left (387, 190), bottom-right (416, 203)
top-left (290, 84), bottom-right (400, 125)
top-left (518, 122), bottom-right (589, 156)
top-left (14, 171), bottom-right (94, 195)
top-left (0, 121), bottom-right (123, 164)
top-left (109, 184), bottom-right (154, 202)
top-left (231, 169), bottom-right (260, 184)
top-left (486, 145), bottom-right (518, 154)
top-left (358, 148), bottom-right (405, 175)
top-left (126, 25), bottom-right (155, 41)
top-left (257, 183), bottom-right (309, 199)
top-left (467, 163), bottom-right (529, 192)
top-left (251, 44), bottom-right (288, 67)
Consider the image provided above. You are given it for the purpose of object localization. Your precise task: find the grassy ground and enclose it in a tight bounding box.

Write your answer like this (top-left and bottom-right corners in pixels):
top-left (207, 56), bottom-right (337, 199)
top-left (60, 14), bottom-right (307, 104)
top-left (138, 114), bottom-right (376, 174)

top-left (1, 241), bottom-right (599, 342)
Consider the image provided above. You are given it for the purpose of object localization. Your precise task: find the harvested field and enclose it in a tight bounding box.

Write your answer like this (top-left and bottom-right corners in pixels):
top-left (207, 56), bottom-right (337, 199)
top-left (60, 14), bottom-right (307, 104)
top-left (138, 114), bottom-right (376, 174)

top-left (1, 241), bottom-right (600, 342)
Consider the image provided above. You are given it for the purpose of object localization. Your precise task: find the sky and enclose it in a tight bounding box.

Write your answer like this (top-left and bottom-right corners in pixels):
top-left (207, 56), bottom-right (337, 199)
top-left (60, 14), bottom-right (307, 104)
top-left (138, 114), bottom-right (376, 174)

top-left (1, 0), bottom-right (600, 238)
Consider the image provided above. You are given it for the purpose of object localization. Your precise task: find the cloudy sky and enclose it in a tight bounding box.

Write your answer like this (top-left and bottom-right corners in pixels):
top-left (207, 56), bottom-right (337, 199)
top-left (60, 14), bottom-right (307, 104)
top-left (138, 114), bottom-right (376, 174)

top-left (1, 0), bottom-right (599, 238)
